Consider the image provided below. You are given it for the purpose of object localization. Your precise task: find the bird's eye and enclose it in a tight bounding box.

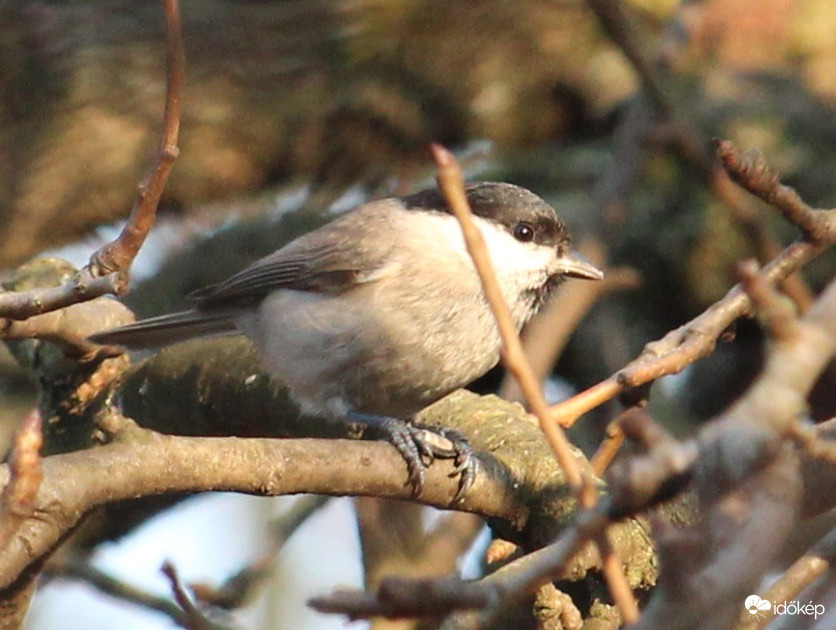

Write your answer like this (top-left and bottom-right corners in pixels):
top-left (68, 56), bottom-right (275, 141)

top-left (513, 222), bottom-right (535, 242)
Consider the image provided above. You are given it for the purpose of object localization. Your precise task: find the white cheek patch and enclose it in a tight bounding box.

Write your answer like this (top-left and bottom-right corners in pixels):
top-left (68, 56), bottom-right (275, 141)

top-left (421, 212), bottom-right (556, 288)
top-left (476, 217), bottom-right (556, 283)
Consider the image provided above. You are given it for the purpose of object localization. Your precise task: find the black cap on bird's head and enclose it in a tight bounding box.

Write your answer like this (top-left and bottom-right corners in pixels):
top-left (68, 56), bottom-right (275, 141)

top-left (403, 181), bottom-right (603, 281)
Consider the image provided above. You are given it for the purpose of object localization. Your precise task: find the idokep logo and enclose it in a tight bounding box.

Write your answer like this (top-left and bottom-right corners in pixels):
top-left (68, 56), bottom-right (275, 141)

top-left (744, 595), bottom-right (826, 621)
top-left (745, 595), bottom-right (771, 621)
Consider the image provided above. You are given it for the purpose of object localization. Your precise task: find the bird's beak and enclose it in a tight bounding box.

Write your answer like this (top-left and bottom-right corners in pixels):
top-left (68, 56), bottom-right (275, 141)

top-left (555, 250), bottom-right (604, 280)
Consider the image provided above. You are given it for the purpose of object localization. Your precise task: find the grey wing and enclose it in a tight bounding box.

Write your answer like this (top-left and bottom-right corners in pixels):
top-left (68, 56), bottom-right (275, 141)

top-left (89, 202), bottom-right (400, 350)
top-left (191, 222), bottom-right (395, 310)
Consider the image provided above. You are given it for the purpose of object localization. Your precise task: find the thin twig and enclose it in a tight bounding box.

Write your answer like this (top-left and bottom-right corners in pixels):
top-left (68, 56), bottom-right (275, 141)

top-left (0, 410), bottom-right (43, 551)
top-left (0, 273), bottom-right (123, 321)
top-left (0, 0), bottom-right (184, 325)
top-left (431, 144), bottom-right (639, 624)
top-left (549, 141), bottom-right (834, 429)
top-left (548, 242), bottom-right (816, 427)
top-left (591, 414), bottom-right (628, 476)
top-left (585, 0), bottom-right (672, 115)
top-left (716, 140), bottom-right (836, 245)
top-left (47, 556), bottom-right (193, 627)
top-left (738, 259), bottom-right (800, 341)
top-left (89, 0), bottom-right (184, 276)
top-left (161, 560), bottom-right (223, 630)
top-left (309, 575), bottom-right (495, 620)
top-left (711, 170), bottom-right (815, 312)
top-left (0, 294), bottom-right (135, 359)
top-left (432, 146), bottom-right (582, 490)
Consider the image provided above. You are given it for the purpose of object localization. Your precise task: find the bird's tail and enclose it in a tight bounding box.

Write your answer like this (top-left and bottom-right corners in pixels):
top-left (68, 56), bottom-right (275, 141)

top-left (88, 310), bottom-right (238, 350)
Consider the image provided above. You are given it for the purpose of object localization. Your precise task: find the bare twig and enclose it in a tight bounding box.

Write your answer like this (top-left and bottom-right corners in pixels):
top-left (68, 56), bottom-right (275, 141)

top-left (549, 141), bottom-right (834, 429)
top-left (500, 240), bottom-right (640, 404)
top-left (309, 575), bottom-right (495, 621)
top-left (0, 0), bottom-right (184, 325)
top-left (89, 0), bottom-right (184, 275)
top-left (585, 0), bottom-right (712, 237)
top-left (585, 0), bottom-right (672, 115)
top-left (0, 273), bottom-right (124, 321)
top-left (738, 259), bottom-right (799, 341)
top-left (548, 242), bottom-right (817, 428)
top-left (48, 555), bottom-right (195, 628)
top-left (711, 170), bottom-right (815, 312)
top-left (431, 145), bottom-right (584, 491)
top-left (161, 560), bottom-right (224, 630)
top-left (590, 407), bottom-right (639, 476)
top-left (602, 410), bottom-right (697, 519)
top-left (0, 293), bottom-right (136, 359)
top-left (0, 410), bottom-right (43, 551)
top-left (716, 140), bottom-right (836, 245)
top-left (431, 145), bottom-right (639, 623)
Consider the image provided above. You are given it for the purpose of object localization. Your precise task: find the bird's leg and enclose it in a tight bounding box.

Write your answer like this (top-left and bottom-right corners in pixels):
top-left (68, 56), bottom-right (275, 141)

top-left (411, 423), bottom-right (477, 502)
top-left (346, 412), bottom-right (477, 502)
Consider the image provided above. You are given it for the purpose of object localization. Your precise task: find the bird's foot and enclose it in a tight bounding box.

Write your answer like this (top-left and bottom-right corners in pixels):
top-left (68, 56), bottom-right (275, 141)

top-left (347, 412), bottom-right (477, 502)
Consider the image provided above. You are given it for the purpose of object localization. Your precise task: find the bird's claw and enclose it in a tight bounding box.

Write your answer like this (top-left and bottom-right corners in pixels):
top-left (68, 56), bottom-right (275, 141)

top-left (409, 424), bottom-right (476, 502)
top-left (347, 413), bottom-right (477, 502)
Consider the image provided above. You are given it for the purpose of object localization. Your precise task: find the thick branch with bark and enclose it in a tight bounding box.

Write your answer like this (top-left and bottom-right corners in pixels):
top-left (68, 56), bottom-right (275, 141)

top-left (0, 388), bottom-right (656, 614)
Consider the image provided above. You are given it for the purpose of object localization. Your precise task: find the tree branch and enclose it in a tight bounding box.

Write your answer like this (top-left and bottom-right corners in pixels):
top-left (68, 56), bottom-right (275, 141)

top-left (88, 0), bottom-right (184, 276)
top-left (0, 390), bottom-right (655, 599)
top-left (47, 555), bottom-right (209, 630)
top-left (716, 140), bottom-right (836, 245)
top-left (549, 141), bottom-right (835, 428)
top-left (0, 411), bottom-right (43, 552)
top-left (0, 0), bottom-right (184, 334)
top-left (432, 145), bottom-right (639, 623)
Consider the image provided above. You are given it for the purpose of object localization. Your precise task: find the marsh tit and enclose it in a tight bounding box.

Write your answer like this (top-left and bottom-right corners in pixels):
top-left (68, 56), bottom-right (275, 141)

top-left (90, 182), bottom-right (603, 499)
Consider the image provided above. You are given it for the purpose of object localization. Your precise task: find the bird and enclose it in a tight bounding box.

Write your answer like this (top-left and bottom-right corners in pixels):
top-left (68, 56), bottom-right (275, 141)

top-left (90, 182), bottom-right (603, 500)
